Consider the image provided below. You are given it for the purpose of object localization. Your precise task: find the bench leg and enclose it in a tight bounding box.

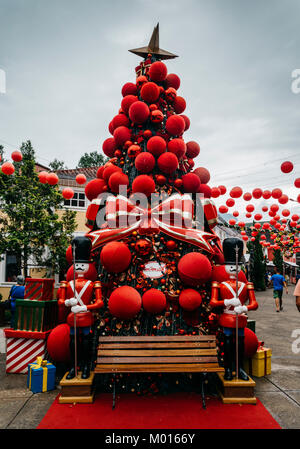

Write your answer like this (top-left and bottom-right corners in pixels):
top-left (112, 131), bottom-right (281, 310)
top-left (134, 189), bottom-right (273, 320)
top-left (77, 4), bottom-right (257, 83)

top-left (200, 374), bottom-right (207, 409)
top-left (112, 374), bottom-right (116, 410)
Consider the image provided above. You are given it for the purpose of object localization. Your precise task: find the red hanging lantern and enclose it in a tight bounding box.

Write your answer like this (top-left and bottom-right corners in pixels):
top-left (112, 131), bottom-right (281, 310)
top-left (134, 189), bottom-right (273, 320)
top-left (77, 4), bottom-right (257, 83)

top-left (219, 205), bottom-right (228, 214)
top-left (272, 188), bottom-right (282, 199)
top-left (47, 173), bottom-right (59, 185)
top-left (11, 150), bottom-right (23, 162)
top-left (281, 161), bottom-right (293, 173)
top-left (254, 213), bottom-right (262, 221)
top-left (294, 178), bottom-right (300, 188)
top-left (62, 188), bottom-right (74, 200)
top-left (226, 198), bottom-right (235, 207)
top-left (1, 162), bottom-right (15, 175)
top-left (76, 173), bottom-right (87, 185)
top-left (246, 204), bottom-right (255, 213)
top-left (262, 190), bottom-right (271, 199)
top-left (218, 185), bottom-right (227, 195)
top-left (38, 171), bottom-right (48, 184)
top-left (278, 194), bottom-right (289, 204)
top-left (252, 188), bottom-right (263, 199)
top-left (230, 186), bottom-right (243, 198)
top-left (243, 192), bottom-right (252, 201)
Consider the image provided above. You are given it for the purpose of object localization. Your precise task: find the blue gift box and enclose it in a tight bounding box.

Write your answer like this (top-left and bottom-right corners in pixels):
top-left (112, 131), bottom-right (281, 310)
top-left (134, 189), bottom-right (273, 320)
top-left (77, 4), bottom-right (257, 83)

top-left (27, 357), bottom-right (56, 393)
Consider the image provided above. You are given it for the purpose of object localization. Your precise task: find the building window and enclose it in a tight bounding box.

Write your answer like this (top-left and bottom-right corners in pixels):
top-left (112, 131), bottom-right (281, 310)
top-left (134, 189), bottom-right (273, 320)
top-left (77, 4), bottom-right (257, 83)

top-left (5, 252), bottom-right (22, 282)
top-left (63, 191), bottom-right (86, 209)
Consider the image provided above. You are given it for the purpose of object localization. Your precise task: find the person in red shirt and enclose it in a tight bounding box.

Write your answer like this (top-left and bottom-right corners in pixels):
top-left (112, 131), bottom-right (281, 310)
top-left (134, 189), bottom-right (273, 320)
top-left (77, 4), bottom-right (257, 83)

top-left (58, 236), bottom-right (104, 379)
top-left (210, 238), bottom-right (258, 381)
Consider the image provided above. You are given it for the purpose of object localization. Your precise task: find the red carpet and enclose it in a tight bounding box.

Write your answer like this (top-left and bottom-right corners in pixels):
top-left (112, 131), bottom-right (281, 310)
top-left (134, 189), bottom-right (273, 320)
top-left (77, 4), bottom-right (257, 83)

top-left (37, 392), bottom-right (280, 429)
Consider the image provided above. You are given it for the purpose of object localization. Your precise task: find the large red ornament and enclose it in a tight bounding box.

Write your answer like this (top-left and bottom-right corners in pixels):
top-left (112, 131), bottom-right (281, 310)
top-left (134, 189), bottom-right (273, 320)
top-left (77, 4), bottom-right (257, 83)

top-left (278, 194), bottom-right (288, 204)
top-left (226, 198), bottom-right (235, 207)
top-left (11, 150), bottom-right (23, 162)
top-left (178, 252), bottom-right (212, 286)
top-left (121, 95), bottom-right (138, 114)
top-left (282, 209), bottom-right (290, 217)
top-left (85, 178), bottom-right (107, 201)
top-left (243, 192), bottom-right (252, 201)
top-left (129, 101), bottom-right (150, 124)
top-left (173, 96), bottom-right (186, 114)
top-left (102, 137), bottom-right (117, 157)
top-left (62, 188), bottom-right (74, 200)
top-left (270, 203), bottom-right (279, 212)
top-left (112, 114), bottom-right (130, 130)
top-left (147, 135), bottom-right (166, 157)
top-left (47, 173), bottom-right (59, 185)
top-left (180, 114), bottom-right (190, 131)
top-left (165, 115), bottom-right (185, 136)
top-left (47, 324), bottom-right (71, 363)
top-left (108, 172), bottom-right (129, 193)
top-left (254, 213), bottom-right (262, 221)
top-left (230, 186), bottom-right (243, 198)
top-left (76, 173), bottom-right (87, 185)
top-left (140, 82), bottom-right (160, 103)
top-left (252, 188), bottom-right (263, 199)
top-left (132, 174), bottom-right (155, 196)
top-left (100, 241), bottom-right (132, 273)
top-left (121, 82), bottom-right (138, 97)
top-left (142, 289), bottom-right (167, 314)
top-left (193, 167), bottom-right (210, 184)
top-left (246, 204), bottom-right (255, 213)
top-left (218, 185), bottom-right (227, 195)
top-left (166, 73), bottom-right (181, 90)
top-left (135, 152), bottom-right (155, 173)
top-left (149, 61), bottom-right (168, 82)
top-left (113, 126), bottom-right (131, 147)
top-left (182, 173), bottom-right (201, 193)
top-left (197, 184), bottom-right (212, 198)
top-left (103, 164), bottom-right (122, 183)
top-left (179, 289), bottom-right (202, 311)
top-left (186, 141), bottom-right (200, 159)
top-left (219, 205), bottom-right (228, 214)
top-left (281, 161), bottom-right (293, 173)
top-left (38, 171), bottom-right (48, 184)
top-left (157, 152), bottom-right (178, 174)
top-left (244, 328), bottom-right (259, 358)
top-left (167, 138), bottom-right (186, 159)
top-left (262, 190), bottom-right (272, 199)
top-left (272, 188), bottom-right (282, 199)
top-left (108, 286), bottom-right (142, 320)
top-left (211, 187), bottom-right (221, 198)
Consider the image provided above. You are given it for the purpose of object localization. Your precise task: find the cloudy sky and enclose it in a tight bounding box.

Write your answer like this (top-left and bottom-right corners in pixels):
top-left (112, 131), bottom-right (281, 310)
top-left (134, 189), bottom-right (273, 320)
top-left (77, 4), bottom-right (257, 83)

top-left (0, 0), bottom-right (299, 219)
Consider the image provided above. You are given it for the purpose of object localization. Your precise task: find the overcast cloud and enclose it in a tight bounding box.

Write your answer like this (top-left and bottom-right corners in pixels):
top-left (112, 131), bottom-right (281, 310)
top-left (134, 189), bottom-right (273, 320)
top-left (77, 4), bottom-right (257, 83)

top-left (0, 0), bottom-right (299, 219)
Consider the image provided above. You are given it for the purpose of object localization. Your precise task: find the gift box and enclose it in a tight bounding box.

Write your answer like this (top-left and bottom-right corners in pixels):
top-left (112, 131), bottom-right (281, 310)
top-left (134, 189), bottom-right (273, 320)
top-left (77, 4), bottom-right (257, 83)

top-left (14, 299), bottom-right (58, 332)
top-left (25, 278), bottom-right (54, 301)
top-left (244, 343), bottom-right (272, 377)
top-left (27, 356), bottom-right (56, 393)
top-left (4, 329), bottom-right (51, 373)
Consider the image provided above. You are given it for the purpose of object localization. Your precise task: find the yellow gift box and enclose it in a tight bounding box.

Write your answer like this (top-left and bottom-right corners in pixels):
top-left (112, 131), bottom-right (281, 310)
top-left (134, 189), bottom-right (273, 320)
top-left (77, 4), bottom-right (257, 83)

top-left (244, 346), bottom-right (272, 377)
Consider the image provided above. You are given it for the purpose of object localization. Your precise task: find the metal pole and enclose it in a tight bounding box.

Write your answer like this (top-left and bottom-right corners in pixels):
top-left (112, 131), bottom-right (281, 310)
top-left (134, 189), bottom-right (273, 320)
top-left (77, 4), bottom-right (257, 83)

top-left (72, 243), bottom-right (78, 378)
top-left (235, 245), bottom-right (239, 381)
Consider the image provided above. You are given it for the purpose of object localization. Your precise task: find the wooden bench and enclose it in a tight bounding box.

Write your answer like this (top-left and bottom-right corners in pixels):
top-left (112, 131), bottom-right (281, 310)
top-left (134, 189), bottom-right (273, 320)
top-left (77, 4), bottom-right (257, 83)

top-left (95, 335), bottom-right (224, 408)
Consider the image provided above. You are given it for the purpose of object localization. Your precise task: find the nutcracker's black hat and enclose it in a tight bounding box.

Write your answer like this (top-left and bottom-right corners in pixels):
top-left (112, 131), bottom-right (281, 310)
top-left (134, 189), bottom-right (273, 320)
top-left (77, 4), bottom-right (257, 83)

top-left (71, 236), bottom-right (92, 263)
top-left (223, 238), bottom-right (244, 265)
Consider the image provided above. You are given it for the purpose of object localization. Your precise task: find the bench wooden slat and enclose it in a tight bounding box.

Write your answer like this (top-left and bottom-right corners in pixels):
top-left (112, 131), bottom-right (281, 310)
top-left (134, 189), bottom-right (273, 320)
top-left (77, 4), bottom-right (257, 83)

top-left (97, 356), bottom-right (219, 364)
top-left (95, 363), bottom-right (224, 373)
top-left (98, 335), bottom-right (216, 342)
top-left (98, 342), bottom-right (216, 349)
top-left (97, 349), bottom-right (217, 357)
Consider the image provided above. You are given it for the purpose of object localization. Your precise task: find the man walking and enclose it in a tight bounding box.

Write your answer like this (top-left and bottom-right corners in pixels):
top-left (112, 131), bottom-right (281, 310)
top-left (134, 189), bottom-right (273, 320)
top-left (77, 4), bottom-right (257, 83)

top-left (271, 268), bottom-right (288, 312)
top-left (294, 279), bottom-right (300, 312)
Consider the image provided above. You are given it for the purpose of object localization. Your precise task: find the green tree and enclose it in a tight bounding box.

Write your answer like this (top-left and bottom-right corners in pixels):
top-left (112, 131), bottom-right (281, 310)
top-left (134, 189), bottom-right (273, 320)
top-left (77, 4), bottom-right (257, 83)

top-left (49, 158), bottom-right (67, 171)
top-left (252, 235), bottom-right (266, 290)
top-left (273, 249), bottom-right (283, 274)
top-left (0, 140), bottom-right (76, 277)
top-left (77, 151), bottom-right (108, 168)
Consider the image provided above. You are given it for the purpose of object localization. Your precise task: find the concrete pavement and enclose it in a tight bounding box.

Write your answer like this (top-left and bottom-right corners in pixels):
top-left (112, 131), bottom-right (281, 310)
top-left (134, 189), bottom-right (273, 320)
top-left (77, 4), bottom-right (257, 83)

top-left (0, 286), bottom-right (299, 429)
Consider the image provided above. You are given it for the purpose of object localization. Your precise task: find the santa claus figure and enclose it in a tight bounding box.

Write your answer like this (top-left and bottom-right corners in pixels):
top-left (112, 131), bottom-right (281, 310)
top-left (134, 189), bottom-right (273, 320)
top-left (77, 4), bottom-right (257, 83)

top-left (210, 238), bottom-right (258, 381)
top-left (58, 236), bottom-right (104, 379)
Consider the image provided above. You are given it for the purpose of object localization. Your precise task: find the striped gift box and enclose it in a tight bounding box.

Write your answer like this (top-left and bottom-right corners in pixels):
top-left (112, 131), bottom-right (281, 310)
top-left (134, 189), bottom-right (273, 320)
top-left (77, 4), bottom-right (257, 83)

top-left (25, 278), bottom-right (54, 301)
top-left (4, 329), bottom-right (50, 374)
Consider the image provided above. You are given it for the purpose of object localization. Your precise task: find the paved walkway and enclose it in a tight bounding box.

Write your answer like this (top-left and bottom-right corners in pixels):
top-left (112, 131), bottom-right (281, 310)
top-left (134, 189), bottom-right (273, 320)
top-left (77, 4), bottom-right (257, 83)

top-left (0, 287), bottom-right (299, 429)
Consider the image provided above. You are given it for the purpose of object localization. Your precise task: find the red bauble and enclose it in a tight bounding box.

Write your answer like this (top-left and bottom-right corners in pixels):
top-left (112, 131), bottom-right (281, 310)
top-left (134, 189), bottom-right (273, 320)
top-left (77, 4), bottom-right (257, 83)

top-left (167, 138), bottom-right (186, 159)
top-left (252, 188), bottom-right (263, 199)
top-left (254, 213), bottom-right (262, 221)
top-left (262, 190), bottom-right (272, 199)
top-left (165, 115), bottom-right (185, 136)
top-left (157, 152), bottom-right (178, 174)
top-left (246, 204), bottom-right (255, 213)
top-left (102, 137), bottom-right (116, 157)
top-left (140, 82), bottom-right (160, 103)
top-left (186, 141), bottom-right (200, 159)
top-left (76, 173), bottom-right (87, 185)
top-left (282, 209), bottom-right (290, 217)
top-left (180, 114), bottom-right (190, 131)
top-left (100, 241), bottom-right (131, 273)
top-left (108, 172), bottom-right (129, 193)
top-left (149, 61), bottom-right (168, 82)
top-left (121, 82), bottom-right (138, 97)
top-left (156, 174), bottom-right (167, 186)
top-left (85, 178), bottom-right (107, 201)
top-left (229, 219), bottom-right (236, 226)
top-left (230, 186), bottom-right (243, 198)
top-left (233, 211), bottom-right (239, 217)
top-left (182, 173), bottom-right (201, 193)
top-left (47, 324), bottom-right (71, 362)
top-left (142, 289), bottom-right (167, 314)
top-left (270, 203), bottom-right (279, 212)
top-left (178, 252), bottom-right (212, 286)
top-left (219, 205), bottom-right (228, 214)
top-left (193, 167), bottom-right (210, 184)
top-left (132, 175), bottom-right (155, 196)
top-left (1, 161), bottom-right (15, 175)
top-left (151, 109), bottom-right (164, 124)
top-left (243, 192), bottom-right (252, 201)
top-left (112, 114), bottom-right (130, 130)
top-left (278, 194), bottom-right (288, 204)
top-left (113, 126), bottom-right (131, 147)
top-left (179, 289), bottom-right (202, 311)
top-left (108, 286), bottom-right (142, 320)
top-left (129, 101), bottom-right (150, 124)
top-left (211, 187), bottom-right (221, 198)
top-left (97, 166), bottom-right (105, 178)
top-left (147, 135), bottom-right (167, 157)
top-left (38, 171), bottom-right (48, 184)
top-left (173, 96), bottom-right (186, 114)
top-left (121, 95), bottom-right (138, 114)
top-left (244, 328), bottom-right (259, 358)
top-left (281, 161), bottom-right (293, 173)
top-left (272, 188), bottom-right (282, 199)
top-left (11, 150), bottom-right (23, 162)
top-left (47, 173), bottom-right (59, 185)
top-left (135, 152), bottom-right (156, 173)
top-left (226, 198), bottom-right (235, 207)
top-left (166, 73), bottom-right (181, 90)
top-left (103, 164), bottom-right (122, 183)
top-left (294, 178), bottom-right (300, 188)
top-left (62, 188), bottom-right (74, 200)
top-left (218, 185), bottom-right (227, 195)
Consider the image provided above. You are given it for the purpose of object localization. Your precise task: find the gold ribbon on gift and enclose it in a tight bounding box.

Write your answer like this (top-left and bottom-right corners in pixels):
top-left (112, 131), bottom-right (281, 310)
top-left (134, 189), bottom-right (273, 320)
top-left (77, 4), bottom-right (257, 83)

top-left (29, 356), bottom-right (49, 392)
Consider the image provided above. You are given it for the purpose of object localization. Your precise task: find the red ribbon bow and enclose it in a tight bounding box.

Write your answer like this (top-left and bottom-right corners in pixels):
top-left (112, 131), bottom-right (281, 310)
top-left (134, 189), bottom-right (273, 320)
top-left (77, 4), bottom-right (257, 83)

top-left (87, 193), bottom-right (219, 254)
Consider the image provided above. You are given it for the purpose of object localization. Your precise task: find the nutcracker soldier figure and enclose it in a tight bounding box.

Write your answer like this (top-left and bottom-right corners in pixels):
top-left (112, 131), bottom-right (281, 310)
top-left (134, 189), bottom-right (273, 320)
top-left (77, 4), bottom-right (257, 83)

top-left (210, 238), bottom-right (258, 381)
top-left (58, 236), bottom-right (104, 379)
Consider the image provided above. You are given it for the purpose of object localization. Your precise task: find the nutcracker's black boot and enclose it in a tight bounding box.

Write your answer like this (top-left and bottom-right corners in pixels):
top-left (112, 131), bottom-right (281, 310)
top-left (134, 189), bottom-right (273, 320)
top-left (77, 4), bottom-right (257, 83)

top-left (238, 336), bottom-right (249, 381)
top-left (66, 335), bottom-right (76, 380)
top-left (81, 334), bottom-right (91, 379)
top-left (223, 336), bottom-right (233, 381)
